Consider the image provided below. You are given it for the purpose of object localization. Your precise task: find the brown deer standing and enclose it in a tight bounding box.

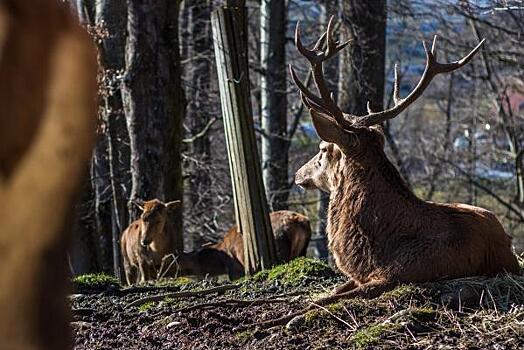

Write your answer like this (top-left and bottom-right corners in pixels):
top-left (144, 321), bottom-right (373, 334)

top-left (176, 210), bottom-right (312, 280)
top-left (121, 199), bottom-right (182, 284)
top-left (291, 17), bottom-right (520, 299)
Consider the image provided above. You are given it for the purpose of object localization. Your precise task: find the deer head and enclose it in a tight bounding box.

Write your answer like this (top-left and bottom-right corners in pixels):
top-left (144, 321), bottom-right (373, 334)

top-left (293, 17), bottom-right (484, 193)
top-left (139, 199), bottom-right (181, 246)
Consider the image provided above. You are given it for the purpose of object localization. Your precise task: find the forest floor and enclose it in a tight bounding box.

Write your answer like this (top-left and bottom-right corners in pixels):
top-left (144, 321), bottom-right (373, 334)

top-left (71, 257), bottom-right (524, 350)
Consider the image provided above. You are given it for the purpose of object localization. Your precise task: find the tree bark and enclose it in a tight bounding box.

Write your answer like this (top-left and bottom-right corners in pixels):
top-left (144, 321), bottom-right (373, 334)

top-left (122, 0), bottom-right (185, 252)
top-left (95, 0), bottom-right (128, 279)
top-left (338, 0), bottom-right (386, 114)
top-left (184, 0), bottom-right (214, 249)
top-left (212, 5), bottom-right (278, 274)
top-left (260, 0), bottom-right (288, 211)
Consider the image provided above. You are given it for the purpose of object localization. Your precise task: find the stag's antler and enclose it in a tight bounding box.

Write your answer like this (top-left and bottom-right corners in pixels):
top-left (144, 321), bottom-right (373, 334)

top-left (291, 16), bottom-right (485, 130)
top-left (289, 16), bottom-right (355, 130)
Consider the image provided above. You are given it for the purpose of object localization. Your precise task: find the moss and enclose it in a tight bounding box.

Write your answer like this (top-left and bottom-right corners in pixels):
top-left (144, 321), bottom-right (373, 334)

top-left (380, 285), bottom-right (418, 300)
top-left (138, 301), bottom-right (155, 313)
top-left (72, 273), bottom-right (119, 291)
top-left (410, 306), bottom-right (437, 322)
top-left (234, 330), bottom-right (253, 342)
top-left (352, 324), bottom-right (394, 348)
top-left (156, 276), bottom-right (194, 287)
top-left (249, 257), bottom-right (336, 286)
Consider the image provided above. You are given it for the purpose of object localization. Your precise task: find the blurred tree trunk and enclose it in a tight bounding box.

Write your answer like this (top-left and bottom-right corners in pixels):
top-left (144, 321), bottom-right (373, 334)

top-left (260, 0), bottom-right (288, 211)
top-left (122, 0), bottom-right (185, 252)
top-left (338, 0), bottom-right (386, 115)
top-left (95, 0), bottom-right (128, 279)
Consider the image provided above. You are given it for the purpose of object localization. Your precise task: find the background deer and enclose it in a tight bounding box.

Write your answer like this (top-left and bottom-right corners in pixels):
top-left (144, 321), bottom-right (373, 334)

top-left (121, 199), bottom-right (182, 284)
top-left (291, 18), bottom-right (520, 299)
top-left (174, 210), bottom-right (312, 280)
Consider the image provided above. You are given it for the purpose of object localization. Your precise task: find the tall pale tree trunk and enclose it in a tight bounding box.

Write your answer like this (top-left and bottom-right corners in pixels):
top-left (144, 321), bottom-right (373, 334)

top-left (260, 0), bottom-right (288, 211)
top-left (122, 0), bottom-right (185, 252)
top-left (316, 0), bottom-right (339, 260)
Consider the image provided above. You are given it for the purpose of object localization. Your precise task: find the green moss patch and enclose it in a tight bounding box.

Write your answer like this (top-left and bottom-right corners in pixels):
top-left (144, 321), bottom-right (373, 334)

top-left (249, 257), bottom-right (338, 286)
top-left (72, 273), bottom-right (119, 292)
top-left (352, 323), bottom-right (396, 348)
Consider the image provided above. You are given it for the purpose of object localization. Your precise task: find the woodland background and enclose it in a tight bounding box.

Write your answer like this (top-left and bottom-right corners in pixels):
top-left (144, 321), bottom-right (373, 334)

top-left (67, 0), bottom-right (524, 277)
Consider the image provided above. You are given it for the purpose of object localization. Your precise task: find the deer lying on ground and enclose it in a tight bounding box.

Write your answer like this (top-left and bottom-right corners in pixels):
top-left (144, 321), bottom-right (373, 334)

top-left (251, 18), bottom-right (521, 330)
top-left (121, 199), bottom-right (182, 284)
top-left (290, 18), bottom-right (520, 302)
top-left (0, 1), bottom-right (97, 348)
top-left (175, 210), bottom-right (312, 280)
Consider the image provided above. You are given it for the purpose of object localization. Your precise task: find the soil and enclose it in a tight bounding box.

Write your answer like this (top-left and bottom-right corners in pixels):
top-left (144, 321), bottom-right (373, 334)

top-left (71, 258), bottom-right (524, 350)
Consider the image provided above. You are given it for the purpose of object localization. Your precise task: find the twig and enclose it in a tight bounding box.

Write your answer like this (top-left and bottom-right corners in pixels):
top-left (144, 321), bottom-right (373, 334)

top-left (127, 284), bottom-right (240, 308)
top-left (182, 117), bottom-right (218, 143)
top-left (309, 302), bottom-right (355, 330)
top-left (174, 297), bottom-right (288, 313)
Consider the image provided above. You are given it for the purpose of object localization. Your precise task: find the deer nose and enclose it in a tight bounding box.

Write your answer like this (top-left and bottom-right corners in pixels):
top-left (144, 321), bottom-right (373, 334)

top-left (295, 172), bottom-right (312, 189)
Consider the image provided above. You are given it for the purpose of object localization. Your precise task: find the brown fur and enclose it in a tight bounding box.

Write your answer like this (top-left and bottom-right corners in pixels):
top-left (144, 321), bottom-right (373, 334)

top-left (0, 1), bottom-right (97, 348)
top-left (121, 199), bottom-right (181, 285)
top-left (296, 128), bottom-right (521, 297)
top-left (176, 211), bottom-right (312, 280)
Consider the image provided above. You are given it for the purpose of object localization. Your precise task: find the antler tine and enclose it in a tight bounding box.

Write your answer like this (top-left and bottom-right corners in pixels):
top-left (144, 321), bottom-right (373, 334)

top-left (355, 37), bottom-right (485, 127)
top-left (289, 65), bottom-right (326, 109)
top-left (393, 63), bottom-right (401, 105)
top-left (295, 22), bottom-right (319, 63)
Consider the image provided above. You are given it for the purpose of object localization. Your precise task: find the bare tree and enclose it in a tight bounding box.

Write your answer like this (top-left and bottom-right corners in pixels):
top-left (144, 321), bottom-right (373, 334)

top-left (260, 0), bottom-right (289, 211)
top-left (122, 0), bottom-right (185, 252)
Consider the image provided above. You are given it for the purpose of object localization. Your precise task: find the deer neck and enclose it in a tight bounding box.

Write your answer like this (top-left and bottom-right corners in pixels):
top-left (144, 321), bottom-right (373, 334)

top-left (149, 221), bottom-right (173, 256)
top-left (327, 148), bottom-right (422, 239)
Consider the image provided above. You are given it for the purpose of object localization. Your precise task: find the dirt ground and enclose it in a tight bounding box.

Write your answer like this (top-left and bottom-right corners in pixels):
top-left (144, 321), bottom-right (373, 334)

top-left (71, 258), bottom-right (524, 350)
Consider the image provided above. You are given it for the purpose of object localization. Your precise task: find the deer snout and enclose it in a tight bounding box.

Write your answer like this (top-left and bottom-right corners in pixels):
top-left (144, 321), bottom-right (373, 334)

top-left (295, 168), bottom-right (315, 190)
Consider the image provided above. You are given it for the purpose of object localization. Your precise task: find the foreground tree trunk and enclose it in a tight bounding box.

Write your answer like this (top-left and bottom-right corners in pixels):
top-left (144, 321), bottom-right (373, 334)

top-left (338, 0), bottom-right (386, 114)
top-left (122, 0), bottom-right (185, 252)
top-left (260, 0), bottom-right (289, 211)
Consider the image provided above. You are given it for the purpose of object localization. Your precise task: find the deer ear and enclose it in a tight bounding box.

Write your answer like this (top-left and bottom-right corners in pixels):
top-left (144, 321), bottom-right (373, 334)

top-left (165, 200), bottom-right (181, 209)
top-left (132, 200), bottom-right (144, 212)
top-left (310, 109), bottom-right (348, 145)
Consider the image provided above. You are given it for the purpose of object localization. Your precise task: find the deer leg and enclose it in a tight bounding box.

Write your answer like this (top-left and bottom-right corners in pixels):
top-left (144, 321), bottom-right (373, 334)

top-left (138, 259), bottom-right (148, 284)
top-left (332, 279), bottom-right (359, 295)
top-left (244, 279), bottom-right (395, 331)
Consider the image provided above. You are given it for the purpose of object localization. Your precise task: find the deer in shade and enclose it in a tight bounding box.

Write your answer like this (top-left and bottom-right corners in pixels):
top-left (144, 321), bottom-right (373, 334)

top-left (289, 17), bottom-right (520, 301)
top-left (175, 210), bottom-right (312, 280)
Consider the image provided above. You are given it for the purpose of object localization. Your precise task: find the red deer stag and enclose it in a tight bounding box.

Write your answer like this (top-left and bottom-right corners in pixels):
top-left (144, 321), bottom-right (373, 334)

top-left (121, 199), bottom-right (181, 284)
top-left (291, 17), bottom-right (520, 300)
top-left (0, 0), bottom-right (97, 348)
top-left (175, 210), bottom-right (312, 280)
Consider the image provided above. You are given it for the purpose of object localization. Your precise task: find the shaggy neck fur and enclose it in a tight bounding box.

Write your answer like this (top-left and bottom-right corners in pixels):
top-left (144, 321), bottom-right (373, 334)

top-left (326, 145), bottom-right (426, 282)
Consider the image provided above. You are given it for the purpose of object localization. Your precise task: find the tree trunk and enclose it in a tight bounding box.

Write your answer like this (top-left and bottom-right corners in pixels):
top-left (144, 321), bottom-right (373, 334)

top-left (316, 0), bottom-right (339, 260)
top-left (122, 0), bottom-right (184, 252)
top-left (260, 0), bottom-right (288, 211)
top-left (164, 1), bottom-right (186, 253)
top-left (184, 0), bottom-right (214, 250)
top-left (338, 0), bottom-right (386, 114)
top-left (95, 0), bottom-right (128, 279)
top-left (212, 5), bottom-right (278, 274)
